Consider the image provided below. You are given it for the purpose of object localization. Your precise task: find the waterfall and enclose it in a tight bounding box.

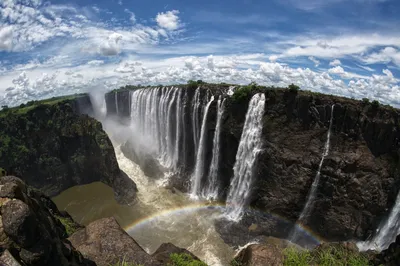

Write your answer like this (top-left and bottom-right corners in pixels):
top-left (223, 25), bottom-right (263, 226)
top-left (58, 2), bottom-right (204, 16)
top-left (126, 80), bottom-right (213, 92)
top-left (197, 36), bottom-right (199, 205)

top-left (129, 87), bottom-right (183, 170)
top-left (357, 191), bottom-right (400, 251)
top-left (190, 95), bottom-right (215, 198)
top-left (192, 88), bottom-right (202, 155)
top-left (115, 91), bottom-right (119, 116)
top-left (290, 105), bottom-right (335, 243)
top-left (203, 96), bottom-right (226, 200)
top-left (225, 93), bottom-right (266, 221)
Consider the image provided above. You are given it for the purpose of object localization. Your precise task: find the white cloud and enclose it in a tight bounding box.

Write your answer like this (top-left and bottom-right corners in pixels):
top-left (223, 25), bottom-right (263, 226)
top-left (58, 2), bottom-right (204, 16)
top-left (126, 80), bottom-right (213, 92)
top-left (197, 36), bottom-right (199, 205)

top-left (308, 56), bottom-right (320, 67)
top-left (359, 47), bottom-right (400, 66)
top-left (156, 10), bottom-right (181, 30)
top-left (329, 59), bottom-right (341, 66)
top-left (124, 9), bottom-right (136, 24)
top-left (87, 60), bottom-right (104, 66)
top-left (0, 26), bottom-right (14, 51)
top-left (98, 33), bottom-right (123, 56)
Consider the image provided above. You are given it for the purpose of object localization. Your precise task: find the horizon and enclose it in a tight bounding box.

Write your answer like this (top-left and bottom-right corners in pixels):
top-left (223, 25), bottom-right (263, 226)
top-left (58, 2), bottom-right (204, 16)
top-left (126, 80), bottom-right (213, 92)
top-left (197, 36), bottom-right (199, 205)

top-left (1, 0), bottom-right (399, 107)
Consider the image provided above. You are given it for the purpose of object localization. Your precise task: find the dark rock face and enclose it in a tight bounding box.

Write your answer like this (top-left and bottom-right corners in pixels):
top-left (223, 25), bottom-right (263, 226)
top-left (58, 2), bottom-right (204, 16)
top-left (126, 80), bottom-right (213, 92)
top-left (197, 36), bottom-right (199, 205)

top-left (0, 97), bottom-right (136, 204)
top-left (219, 90), bottom-right (400, 242)
top-left (234, 244), bottom-right (284, 266)
top-left (69, 217), bottom-right (161, 266)
top-left (0, 176), bottom-right (94, 266)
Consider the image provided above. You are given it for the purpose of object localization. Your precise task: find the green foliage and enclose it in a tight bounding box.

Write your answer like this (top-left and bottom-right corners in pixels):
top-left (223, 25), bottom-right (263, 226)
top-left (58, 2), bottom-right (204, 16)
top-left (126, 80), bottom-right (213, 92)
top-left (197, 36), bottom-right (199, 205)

top-left (169, 253), bottom-right (207, 266)
top-left (232, 82), bottom-right (258, 103)
top-left (55, 215), bottom-right (80, 237)
top-left (0, 167), bottom-right (6, 177)
top-left (362, 98), bottom-right (370, 105)
top-left (109, 258), bottom-right (143, 266)
top-left (288, 83), bottom-right (300, 93)
top-left (371, 100), bottom-right (380, 108)
top-left (283, 246), bottom-right (370, 266)
top-left (230, 259), bottom-right (242, 266)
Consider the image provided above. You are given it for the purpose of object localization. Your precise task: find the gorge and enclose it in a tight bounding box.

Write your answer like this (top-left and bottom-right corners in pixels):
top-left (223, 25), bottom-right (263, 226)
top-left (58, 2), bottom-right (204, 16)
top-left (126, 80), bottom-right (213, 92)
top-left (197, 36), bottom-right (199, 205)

top-left (1, 83), bottom-right (400, 265)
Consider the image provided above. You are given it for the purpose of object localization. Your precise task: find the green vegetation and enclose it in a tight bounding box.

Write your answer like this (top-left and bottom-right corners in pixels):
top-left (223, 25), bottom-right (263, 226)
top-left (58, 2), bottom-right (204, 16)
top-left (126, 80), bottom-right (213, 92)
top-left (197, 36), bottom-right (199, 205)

top-left (169, 253), bottom-right (207, 266)
top-left (371, 100), bottom-right (380, 108)
top-left (283, 246), bottom-right (370, 266)
top-left (110, 258), bottom-right (143, 266)
top-left (187, 80), bottom-right (206, 89)
top-left (362, 98), bottom-right (370, 105)
top-left (230, 259), bottom-right (242, 266)
top-left (0, 167), bottom-right (6, 177)
top-left (0, 94), bottom-right (81, 117)
top-left (56, 215), bottom-right (80, 237)
top-left (288, 83), bottom-right (300, 93)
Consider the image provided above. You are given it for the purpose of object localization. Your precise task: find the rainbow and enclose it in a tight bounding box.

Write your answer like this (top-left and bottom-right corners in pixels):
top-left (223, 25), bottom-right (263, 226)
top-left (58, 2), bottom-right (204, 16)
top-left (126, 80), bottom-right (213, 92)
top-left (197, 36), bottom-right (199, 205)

top-left (123, 202), bottom-right (325, 246)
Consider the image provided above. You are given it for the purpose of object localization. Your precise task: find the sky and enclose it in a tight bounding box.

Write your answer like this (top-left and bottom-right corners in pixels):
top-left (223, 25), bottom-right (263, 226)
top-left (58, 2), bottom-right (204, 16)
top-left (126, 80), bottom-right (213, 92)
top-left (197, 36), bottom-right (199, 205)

top-left (1, 0), bottom-right (400, 107)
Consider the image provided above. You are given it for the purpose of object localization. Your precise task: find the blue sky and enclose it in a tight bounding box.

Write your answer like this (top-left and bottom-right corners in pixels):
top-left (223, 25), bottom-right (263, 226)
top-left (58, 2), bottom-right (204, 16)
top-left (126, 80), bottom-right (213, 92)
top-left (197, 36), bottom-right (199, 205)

top-left (1, 0), bottom-right (400, 107)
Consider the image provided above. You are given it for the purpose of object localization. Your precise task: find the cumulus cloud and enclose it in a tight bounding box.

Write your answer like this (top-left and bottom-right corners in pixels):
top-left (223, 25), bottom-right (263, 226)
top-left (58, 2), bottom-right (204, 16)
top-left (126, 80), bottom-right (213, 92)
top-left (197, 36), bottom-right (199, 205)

top-left (359, 47), bottom-right (400, 66)
top-left (329, 59), bottom-right (341, 66)
top-left (156, 10), bottom-right (181, 30)
top-left (99, 33), bottom-right (123, 56)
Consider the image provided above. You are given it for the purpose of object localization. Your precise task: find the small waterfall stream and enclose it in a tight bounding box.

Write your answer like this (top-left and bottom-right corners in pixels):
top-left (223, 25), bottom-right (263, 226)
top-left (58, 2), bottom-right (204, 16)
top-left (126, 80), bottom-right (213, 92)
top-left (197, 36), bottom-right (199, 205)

top-left (290, 104), bottom-right (335, 243)
top-left (191, 95), bottom-right (215, 197)
top-left (203, 96), bottom-right (226, 200)
top-left (358, 191), bottom-right (400, 251)
top-left (115, 91), bottom-right (119, 116)
top-left (192, 88), bottom-right (202, 155)
top-left (225, 93), bottom-right (266, 221)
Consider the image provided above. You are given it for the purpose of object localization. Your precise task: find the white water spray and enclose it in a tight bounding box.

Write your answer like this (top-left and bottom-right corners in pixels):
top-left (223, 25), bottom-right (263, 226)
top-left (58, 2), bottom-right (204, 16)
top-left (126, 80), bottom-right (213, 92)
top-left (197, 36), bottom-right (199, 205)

top-left (203, 96), bottom-right (226, 200)
top-left (225, 93), bottom-right (266, 221)
top-left (357, 191), bottom-right (400, 251)
top-left (191, 95), bottom-right (215, 197)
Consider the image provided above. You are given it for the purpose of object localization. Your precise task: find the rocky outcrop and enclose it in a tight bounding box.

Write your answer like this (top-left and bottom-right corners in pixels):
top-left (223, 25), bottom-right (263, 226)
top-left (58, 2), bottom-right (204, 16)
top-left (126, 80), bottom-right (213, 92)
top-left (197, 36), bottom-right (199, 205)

top-left (0, 97), bottom-right (136, 204)
top-left (0, 176), bottom-right (94, 266)
top-left (69, 217), bottom-right (160, 266)
top-left (234, 243), bottom-right (284, 266)
top-left (69, 217), bottom-right (206, 266)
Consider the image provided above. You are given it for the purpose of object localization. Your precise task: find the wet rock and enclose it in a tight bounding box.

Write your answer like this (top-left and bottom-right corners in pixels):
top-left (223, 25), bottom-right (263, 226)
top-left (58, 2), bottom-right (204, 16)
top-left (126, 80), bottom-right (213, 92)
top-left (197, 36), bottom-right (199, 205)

top-left (69, 217), bottom-right (161, 266)
top-left (373, 234), bottom-right (400, 266)
top-left (234, 244), bottom-right (284, 266)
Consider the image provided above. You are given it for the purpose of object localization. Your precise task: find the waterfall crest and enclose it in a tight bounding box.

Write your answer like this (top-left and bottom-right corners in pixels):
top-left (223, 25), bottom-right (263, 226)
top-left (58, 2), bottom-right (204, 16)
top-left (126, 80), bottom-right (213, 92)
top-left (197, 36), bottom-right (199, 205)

top-left (203, 96), bottom-right (226, 200)
top-left (225, 93), bottom-right (266, 221)
top-left (191, 95), bottom-right (215, 198)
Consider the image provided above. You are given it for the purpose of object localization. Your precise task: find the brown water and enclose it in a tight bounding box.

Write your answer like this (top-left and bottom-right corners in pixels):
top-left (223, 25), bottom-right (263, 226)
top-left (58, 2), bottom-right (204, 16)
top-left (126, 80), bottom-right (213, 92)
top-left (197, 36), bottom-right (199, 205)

top-left (53, 145), bottom-right (235, 266)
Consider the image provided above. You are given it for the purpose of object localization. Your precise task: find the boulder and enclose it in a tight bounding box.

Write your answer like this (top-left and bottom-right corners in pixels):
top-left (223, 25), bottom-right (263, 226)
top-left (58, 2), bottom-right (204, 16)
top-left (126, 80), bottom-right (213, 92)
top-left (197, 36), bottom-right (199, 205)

top-left (234, 244), bottom-right (284, 266)
top-left (69, 217), bottom-right (161, 266)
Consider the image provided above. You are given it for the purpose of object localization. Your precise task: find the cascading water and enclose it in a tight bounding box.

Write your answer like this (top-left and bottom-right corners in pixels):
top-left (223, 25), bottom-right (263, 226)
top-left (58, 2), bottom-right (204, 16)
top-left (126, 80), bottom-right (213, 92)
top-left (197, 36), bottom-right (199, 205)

top-left (191, 95), bottom-right (215, 198)
top-left (115, 91), bottom-right (119, 116)
top-left (129, 87), bottom-right (183, 170)
top-left (192, 88), bottom-right (202, 155)
top-left (225, 93), bottom-right (266, 221)
top-left (290, 104), bottom-right (335, 243)
top-left (357, 191), bottom-right (400, 251)
top-left (203, 96), bottom-right (226, 200)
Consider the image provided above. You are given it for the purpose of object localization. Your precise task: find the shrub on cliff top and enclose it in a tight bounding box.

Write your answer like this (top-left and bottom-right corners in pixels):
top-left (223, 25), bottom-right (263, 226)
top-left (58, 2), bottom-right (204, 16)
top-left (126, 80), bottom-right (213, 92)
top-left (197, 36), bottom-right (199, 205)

top-left (0, 167), bottom-right (6, 177)
top-left (232, 82), bottom-right (259, 103)
top-left (169, 253), bottom-right (207, 266)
